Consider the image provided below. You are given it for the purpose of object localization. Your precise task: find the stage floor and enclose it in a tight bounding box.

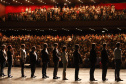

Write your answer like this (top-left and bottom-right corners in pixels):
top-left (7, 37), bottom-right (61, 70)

top-left (0, 67), bottom-right (126, 84)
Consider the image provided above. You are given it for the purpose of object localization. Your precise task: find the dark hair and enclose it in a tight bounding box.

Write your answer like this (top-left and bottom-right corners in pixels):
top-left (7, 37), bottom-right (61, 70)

top-left (116, 42), bottom-right (120, 47)
top-left (2, 44), bottom-right (6, 49)
top-left (103, 43), bottom-right (106, 48)
top-left (62, 46), bottom-right (66, 51)
top-left (21, 44), bottom-right (25, 48)
top-left (75, 44), bottom-right (79, 49)
top-left (92, 43), bottom-right (96, 49)
top-left (54, 43), bottom-right (58, 47)
top-left (32, 46), bottom-right (36, 50)
top-left (8, 45), bottom-right (12, 50)
top-left (44, 43), bottom-right (48, 48)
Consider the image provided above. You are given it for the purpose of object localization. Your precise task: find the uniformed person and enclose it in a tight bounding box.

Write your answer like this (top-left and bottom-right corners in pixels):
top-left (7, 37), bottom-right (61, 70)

top-left (73, 44), bottom-right (82, 81)
top-left (101, 43), bottom-right (108, 81)
top-left (20, 44), bottom-right (27, 77)
top-left (53, 43), bottom-right (61, 79)
top-left (89, 43), bottom-right (97, 81)
top-left (30, 46), bottom-right (37, 78)
top-left (114, 42), bottom-right (123, 82)
top-left (41, 43), bottom-right (49, 79)
top-left (62, 46), bottom-right (68, 80)
top-left (7, 45), bottom-right (14, 78)
top-left (0, 44), bottom-right (7, 77)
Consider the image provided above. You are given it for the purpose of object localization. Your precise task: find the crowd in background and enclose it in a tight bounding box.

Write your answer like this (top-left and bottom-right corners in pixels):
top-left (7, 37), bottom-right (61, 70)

top-left (0, 33), bottom-right (126, 68)
top-left (1, 5), bottom-right (126, 22)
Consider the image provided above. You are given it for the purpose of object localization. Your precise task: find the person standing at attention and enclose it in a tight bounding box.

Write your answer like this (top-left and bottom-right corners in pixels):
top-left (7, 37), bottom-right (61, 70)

top-left (101, 43), bottom-right (108, 81)
top-left (114, 42), bottom-right (123, 82)
top-left (62, 46), bottom-right (68, 80)
top-left (73, 44), bottom-right (82, 81)
top-left (89, 43), bottom-right (97, 81)
top-left (20, 44), bottom-right (27, 77)
top-left (41, 43), bottom-right (50, 79)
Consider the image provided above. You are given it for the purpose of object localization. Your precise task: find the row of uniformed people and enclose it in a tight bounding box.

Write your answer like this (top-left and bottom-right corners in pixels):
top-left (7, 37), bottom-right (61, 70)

top-left (0, 42), bottom-right (123, 82)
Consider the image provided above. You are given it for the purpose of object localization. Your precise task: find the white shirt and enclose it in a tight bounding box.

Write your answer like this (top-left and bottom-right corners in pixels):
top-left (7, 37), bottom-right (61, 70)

top-left (34, 51), bottom-right (37, 61)
top-left (20, 49), bottom-right (27, 60)
top-left (45, 48), bottom-right (49, 54)
top-left (114, 48), bottom-right (122, 59)
top-left (2, 50), bottom-right (7, 60)
top-left (62, 51), bottom-right (68, 63)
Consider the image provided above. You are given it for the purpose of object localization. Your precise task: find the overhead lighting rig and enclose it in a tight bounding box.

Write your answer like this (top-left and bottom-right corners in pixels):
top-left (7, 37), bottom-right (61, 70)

top-left (38, 0), bottom-right (46, 4)
top-left (13, 0), bottom-right (22, 4)
top-left (66, 0), bottom-right (71, 4)
top-left (25, 0), bottom-right (34, 4)
top-left (51, 0), bottom-right (58, 4)
top-left (0, 0), bottom-right (11, 5)
top-left (78, 0), bottom-right (83, 3)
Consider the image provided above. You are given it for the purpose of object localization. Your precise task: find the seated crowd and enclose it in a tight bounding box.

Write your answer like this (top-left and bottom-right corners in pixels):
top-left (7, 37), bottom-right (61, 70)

top-left (0, 33), bottom-right (126, 68)
top-left (1, 5), bottom-right (126, 22)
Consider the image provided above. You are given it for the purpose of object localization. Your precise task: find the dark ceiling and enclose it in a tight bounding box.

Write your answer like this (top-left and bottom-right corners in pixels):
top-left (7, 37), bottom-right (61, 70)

top-left (0, 0), bottom-right (126, 5)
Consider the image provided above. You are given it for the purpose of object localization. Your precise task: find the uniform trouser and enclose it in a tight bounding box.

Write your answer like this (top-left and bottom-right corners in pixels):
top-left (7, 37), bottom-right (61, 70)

top-left (102, 63), bottom-right (108, 80)
top-left (42, 62), bottom-right (48, 76)
top-left (0, 61), bottom-right (6, 76)
top-left (63, 63), bottom-right (67, 79)
top-left (8, 62), bottom-right (12, 76)
top-left (31, 63), bottom-right (36, 77)
top-left (115, 59), bottom-right (121, 79)
top-left (75, 64), bottom-right (79, 80)
top-left (20, 60), bottom-right (25, 76)
top-left (53, 61), bottom-right (59, 77)
top-left (90, 63), bottom-right (95, 80)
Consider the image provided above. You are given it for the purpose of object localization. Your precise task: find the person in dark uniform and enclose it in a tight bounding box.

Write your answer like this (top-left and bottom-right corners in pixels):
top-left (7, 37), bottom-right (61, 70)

top-left (73, 44), bottom-right (82, 81)
top-left (0, 45), bottom-right (7, 77)
top-left (7, 45), bottom-right (14, 78)
top-left (20, 44), bottom-right (27, 77)
top-left (30, 46), bottom-right (37, 78)
top-left (101, 43), bottom-right (108, 81)
top-left (114, 42), bottom-right (123, 82)
top-left (89, 43), bottom-right (97, 81)
top-left (41, 43), bottom-right (49, 79)
top-left (53, 43), bottom-right (61, 79)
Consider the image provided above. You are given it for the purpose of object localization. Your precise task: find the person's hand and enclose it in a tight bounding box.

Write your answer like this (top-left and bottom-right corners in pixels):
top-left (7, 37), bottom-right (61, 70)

top-left (59, 57), bottom-right (61, 61)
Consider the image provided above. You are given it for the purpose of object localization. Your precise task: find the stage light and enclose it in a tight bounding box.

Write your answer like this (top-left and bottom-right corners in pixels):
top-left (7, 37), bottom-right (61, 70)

top-left (102, 31), bottom-right (105, 33)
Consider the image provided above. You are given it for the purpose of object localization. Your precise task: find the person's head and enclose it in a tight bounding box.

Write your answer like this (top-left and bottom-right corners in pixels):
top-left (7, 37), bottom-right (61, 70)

top-left (32, 46), bottom-right (36, 51)
top-left (62, 46), bottom-right (67, 52)
top-left (116, 42), bottom-right (120, 48)
top-left (75, 44), bottom-right (79, 50)
top-left (2, 44), bottom-right (6, 50)
top-left (103, 43), bottom-right (107, 49)
top-left (44, 43), bottom-right (48, 48)
top-left (54, 43), bottom-right (58, 48)
top-left (21, 44), bottom-right (25, 49)
top-left (8, 45), bottom-right (12, 51)
top-left (92, 43), bottom-right (96, 49)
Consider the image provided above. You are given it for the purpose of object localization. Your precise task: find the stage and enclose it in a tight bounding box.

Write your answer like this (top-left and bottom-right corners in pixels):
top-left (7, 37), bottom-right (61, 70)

top-left (0, 67), bottom-right (126, 84)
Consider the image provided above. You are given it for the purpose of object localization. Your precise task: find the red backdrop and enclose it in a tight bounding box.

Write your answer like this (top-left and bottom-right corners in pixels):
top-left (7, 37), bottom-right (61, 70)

top-left (5, 3), bottom-right (126, 14)
top-left (5, 5), bottom-right (54, 14)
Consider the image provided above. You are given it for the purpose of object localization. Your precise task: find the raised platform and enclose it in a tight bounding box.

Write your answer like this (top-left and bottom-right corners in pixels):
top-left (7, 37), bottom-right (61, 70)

top-left (0, 68), bottom-right (126, 84)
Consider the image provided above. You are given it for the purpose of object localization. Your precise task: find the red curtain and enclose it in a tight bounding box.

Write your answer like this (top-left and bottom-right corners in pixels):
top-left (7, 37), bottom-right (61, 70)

top-left (5, 3), bottom-right (126, 14)
top-left (5, 5), bottom-right (54, 14)
top-left (99, 3), bottom-right (126, 10)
